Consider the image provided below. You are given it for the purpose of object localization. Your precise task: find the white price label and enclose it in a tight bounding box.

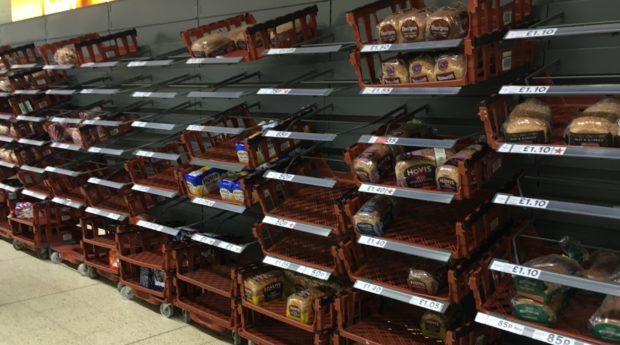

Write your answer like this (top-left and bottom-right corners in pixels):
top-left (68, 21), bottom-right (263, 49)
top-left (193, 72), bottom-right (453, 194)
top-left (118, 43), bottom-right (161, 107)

top-left (194, 198), bottom-right (216, 207)
top-left (506, 196), bottom-right (549, 209)
top-left (186, 125), bottom-right (204, 131)
top-left (490, 261), bottom-right (542, 279)
top-left (499, 85), bottom-right (550, 95)
top-left (476, 313), bottom-right (525, 335)
top-left (137, 151), bottom-right (155, 157)
top-left (368, 136), bottom-right (398, 145)
top-left (219, 242), bottom-right (243, 254)
top-left (263, 216), bottom-right (296, 229)
top-left (532, 330), bottom-right (577, 345)
top-left (513, 144), bottom-right (566, 156)
top-left (186, 58), bottom-right (206, 64)
top-left (266, 171), bottom-right (295, 181)
top-left (358, 235), bottom-right (387, 248)
top-left (81, 89), bottom-right (94, 94)
top-left (296, 266), bottom-right (330, 280)
top-left (506, 28), bottom-right (558, 39)
top-left (133, 92), bottom-right (153, 98)
top-left (195, 235), bottom-right (216, 246)
top-left (265, 130), bottom-right (292, 138)
top-left (359, 184), bottom-right (396, 196)
top-left (257, 88), bottom-right (292, 95)
top-left (354, 281), bottom-right (384, 295)
top-left (132, 121), bottom-right (147, 127)
top-left (89, 147), bottom-right (103, 153)
top-left (362, 87), bottom-right (393, 95)
top-left (264, 256), bottom-right (291, 269)
top-left (128, 61), bottom-right (147, 67)
top-left (133, 185), bottom-right (150, 192)
top-left (409, 296), bottom-right (444, 312)
top-left (268, 48), bottom-right (296, 54)
top-left (362, 44), bottom-right (392, 52)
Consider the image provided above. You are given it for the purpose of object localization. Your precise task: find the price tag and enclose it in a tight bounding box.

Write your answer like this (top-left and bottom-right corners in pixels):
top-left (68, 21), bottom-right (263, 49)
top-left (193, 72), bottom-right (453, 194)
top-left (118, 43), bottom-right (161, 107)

top-left (296, 266), bottom-right (330, 280)
top-left (133, 185), bottom-right (150, 193)
top-left (354, 281), bottom-right (383, 295)
top-left (128, 61), bottom-right (147, 67)
top-left (409, 295), bottom-right (444, 312)
top-left (359, 184), bottom-right (396, 196)
top-left (506, 196), bottom-right (549, 209)
top-left (194, 198), bottom-right (216, 207)
top-left (257, 88), bottom-right (292, 95)
top-left (89, 147), bottom-right (103, 153)
top-left (186, 58), bottom-right (206, 64)
top-left (81, 89), bottom-right (94, 94)
top-left (137, 151), bottom-right (155, 157)
top-left (186, 125), bottom-right (204, 131)
top-left (132, 121), bottom-right (147, 127)
top-left (133, 91), bottom-right (153, 98)
top-left (265, 171), bottom-right (295, 181)
top-left (263, 216), bottom-right (296, 229)
top-left (358, 235), bottom-right (388, 248)
top-left (513, 144), bottom-right (566, 155)
top-left (219, 242), bottom-right (243, 254)
top-left (265, 130), bottom-right (292, 138)
top-left (263, 256), bottom-right (291, 269)
top-left (268, 48), bottom-right (296, 54)
top-left (194, 234), bottom-right (217, 246)
top-left (532, 330), bottom-right (576, 345)
top-left (499, 85), bottom-right (550, 95)
top-left (505, 28), bottom-right (558, 39)
top-left (362, 87), bottom-right (393, 95)
top-left (368, 136), bottom-right (399, 145)
top-left (476, 313), bottom-right (525, 336)
top-left (361, 44), bottom-right (392, 52)
top-left (490, 261), bottom-right (542, 279)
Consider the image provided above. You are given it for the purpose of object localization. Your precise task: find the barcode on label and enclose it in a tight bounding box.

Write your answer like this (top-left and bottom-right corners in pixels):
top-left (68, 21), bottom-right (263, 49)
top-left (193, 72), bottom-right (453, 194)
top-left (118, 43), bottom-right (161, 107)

top-left (359, 184), bottom-right (396, 196)
top-left (502, 51), bottom-right (512, 72)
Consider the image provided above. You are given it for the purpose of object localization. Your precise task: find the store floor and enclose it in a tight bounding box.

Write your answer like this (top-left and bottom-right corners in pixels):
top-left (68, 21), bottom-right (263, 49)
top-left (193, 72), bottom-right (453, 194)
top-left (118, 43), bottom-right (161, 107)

top-left (0, 240), bottom-right (231, 345)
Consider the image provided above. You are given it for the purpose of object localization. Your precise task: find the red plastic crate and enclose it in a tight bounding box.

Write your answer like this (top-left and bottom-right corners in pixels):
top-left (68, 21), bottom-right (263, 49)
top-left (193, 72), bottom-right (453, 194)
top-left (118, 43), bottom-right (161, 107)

top-left (74, 29), bottom-right (138, 65)
top-left (181, 5), bottom-right (318, 61)
top-left (0, 189), bottom-right (14, 240)
top-left (37, 33), bottom-right (100, 65)
top-left (480, 95), bottom-right (620, 150)
top-left (0, 43), bottom-right (38, 69)
top-left (124, 142), bottom-right (189, 195)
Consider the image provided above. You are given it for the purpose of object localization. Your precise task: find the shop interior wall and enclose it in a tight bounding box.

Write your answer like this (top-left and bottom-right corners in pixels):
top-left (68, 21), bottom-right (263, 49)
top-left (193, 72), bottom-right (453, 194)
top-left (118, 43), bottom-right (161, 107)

top-left (0, 0), bottom-right (619, 243)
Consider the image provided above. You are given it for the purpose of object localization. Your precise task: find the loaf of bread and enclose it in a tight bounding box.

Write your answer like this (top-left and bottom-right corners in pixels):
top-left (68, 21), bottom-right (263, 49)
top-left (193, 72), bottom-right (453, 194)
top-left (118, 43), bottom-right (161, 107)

top-left (420, 308), bottom-right (459, 340)
top-left (436, 144), bottom-right (483, 192)
top-left (271, 19), bottom-right (304, 46)
top-left (425, 4), bottom-right (469, 41)
top-left (398, 9), bottom-right (428, 42)
top-left (286, 288), bottom-right (327, 324)
top-left (386, 120), bottom-right (432, 157)
top-left (565, 116), bottom-right (616, 146)
top-left (407, 261), bottom-right (446, 294)
top-left (504, 117), bottom-right (550, 143)
top-left (191, 33), bottom-right (236, 57)
top-left (377, 12), bottom-right (402, 43)
top-left (408, 55), bottom-right (436, 83)
top-left (589, 274), bottom-right (620, 343)
top-left (509, 98), bottom-right (552, 122)
top-left (584, 251), bottom-right (620, 281)
top-left (354, 144), bottom-right (393, 183)
top-left (395, 148), bottom-right (454, 188)
top-left (244, 270), bottom-right (285, 306)
top-left (382, 58), bottom-right (409, 84)
top-left (0, 78), bottom-right (13, 92)
top-left (354, 195), bottom-right (399, 236)
top-left (512, 294), bottom-right (565, 326)
top-left (54, 47), bottom-right (78, 65)
top-left (514, 254), bottom-right (584, 303)
top-left (434, 54), bottom-right (465, 81)
top-left (227, 25), bottom-right (254, 49)
top-left (582, 97), bottom-right (620, 120)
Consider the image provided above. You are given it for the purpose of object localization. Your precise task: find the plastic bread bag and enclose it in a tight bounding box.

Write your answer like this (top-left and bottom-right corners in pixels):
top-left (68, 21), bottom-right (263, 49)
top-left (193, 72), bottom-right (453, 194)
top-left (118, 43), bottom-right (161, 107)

top-left (14, 201), bottom-right (34, 219)
top-left (53, 46), bottom-right (78, 65)
top-left (425, 3), bottom-right (469, 41)
top-left (512, 294), bottom-right (565, 326)
top-left (398, 8), bottom-right (428, 42)
top-left (286, 287), bottom-right (328, 324)
top-left (226, 24), bottom-right (256, 50)
top-left (583, 251), bottom-right (620, 281)
top-left (434, 54), bottom-right (465, 82)
top-left (436, 144), bottom-right (483, 192)
top-left (191, 33), bottom-right (236, 57)
top-left (509, 98), bottom-right (553, 122)
top-left (589, 272), bottom-right (620, 343)
top-left (503, 116), bottom-right (551, 144)
top-left (381, 58), bottom-right (409, 84)
top-left (377, 12), bottom-right (402, 44)
top-left (408, 55), bottom-right (436, 83)
top-left (0, 77), bottom-right (13, 92)
top-left (244, 270), bottom-right (285, 306)
top-left (420, 306), bottom-right (460, 340)
top-left (565, 116), bottom-right (616, 147)
top-left (514, 254), bottom-right (584, 303)
top-left (353, 144), bottom-right (394, 183)
top-left (407, 260), bottom-right (447, 294)
top-left (581, 97), bottom-right (620, 121)
top-left (395, 148), bottom-right (454, 188)
top-left (353, 195), bottom-right (399, 236)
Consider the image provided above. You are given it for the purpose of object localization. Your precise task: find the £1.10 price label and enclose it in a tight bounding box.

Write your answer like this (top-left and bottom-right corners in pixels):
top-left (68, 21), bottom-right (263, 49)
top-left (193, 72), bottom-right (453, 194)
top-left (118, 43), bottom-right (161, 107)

top-left (362, 87), bottom-right (393, 95)
top-left (493, 194), bottom-right (549, 209)
top-left (505, 28), bottom-right (558, 39)
top-left (499, 85), bottom-right (550, 95)
top-left (490, 260), bottom-right (542, 279)
top-left (359, 184), bottom-right (397, 196)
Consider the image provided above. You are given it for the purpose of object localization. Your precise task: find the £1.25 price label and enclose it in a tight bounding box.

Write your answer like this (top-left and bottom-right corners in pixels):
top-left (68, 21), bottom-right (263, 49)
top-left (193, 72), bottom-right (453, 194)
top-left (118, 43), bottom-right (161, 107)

top-left (359, 184), bottom-right (397, 196)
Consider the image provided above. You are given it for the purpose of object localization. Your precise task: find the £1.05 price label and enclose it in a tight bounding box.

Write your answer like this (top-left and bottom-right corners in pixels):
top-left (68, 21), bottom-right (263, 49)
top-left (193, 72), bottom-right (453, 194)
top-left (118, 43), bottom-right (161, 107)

top-left (359, 184), bottom-right (396, 196)
top-left (490, 260), bottom-right (542, 279)
top-left (409, 295), bottom-right (444, 312)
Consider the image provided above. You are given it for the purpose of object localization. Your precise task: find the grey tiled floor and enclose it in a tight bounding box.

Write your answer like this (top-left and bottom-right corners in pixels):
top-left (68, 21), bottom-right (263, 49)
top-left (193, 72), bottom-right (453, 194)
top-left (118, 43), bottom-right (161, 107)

top-left (0, 240), bottom-right (231, 345)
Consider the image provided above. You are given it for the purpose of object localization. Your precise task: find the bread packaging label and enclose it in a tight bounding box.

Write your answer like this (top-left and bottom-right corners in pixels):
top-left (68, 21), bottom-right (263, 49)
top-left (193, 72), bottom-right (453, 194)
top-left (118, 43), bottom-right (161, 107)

top-left (436, 145), bottom-right (482, 192)
top-left (566, 116), bottom-right (616, 147)
top-left (514, 254), bottom-right (583, 303)
top-left (184, 167), bottom-right (222, 196)
top-left (407, 261), bottom-right (446, 294)
top-left (354, 195), bottom-right (399, 236)
top-left (377, 13), bottom-right (400, 43)
top-left (409, 56), bottom-right (435, 83)
top-left (381, 59), bottom-right (408, 84)
top-left (434, 54), bottom-right (465, 81)
top-left (399, 9), bottom-right (427, 42)
top-left (354, 144), bottom-right (393, 183)
top-left (244, 271), bottom-right (284, 306)
top-left (512, 294), bottom-right (564, 326)
top-left (286, 288), bottom-right (326, 324)
top-left (426, 5), bottom-right (468, 41)
top-left (592, 322), bottom-right (620, 343)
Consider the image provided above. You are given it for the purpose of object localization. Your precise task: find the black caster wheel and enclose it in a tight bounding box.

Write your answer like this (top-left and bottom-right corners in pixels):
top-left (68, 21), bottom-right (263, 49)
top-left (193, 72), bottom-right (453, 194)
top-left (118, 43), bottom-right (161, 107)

top-left (77, 263), bottom-right (89, 276)
top-left (159, 303), bottom-right (174, 318)
top-left (37, 248), bottom-right (49, 260)
top-left (120, 285), bottom-right (134, 300)
top-left (50, 251), bottom-right (62, 264)
top-left (12, 240), bottom-right (23, 251)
